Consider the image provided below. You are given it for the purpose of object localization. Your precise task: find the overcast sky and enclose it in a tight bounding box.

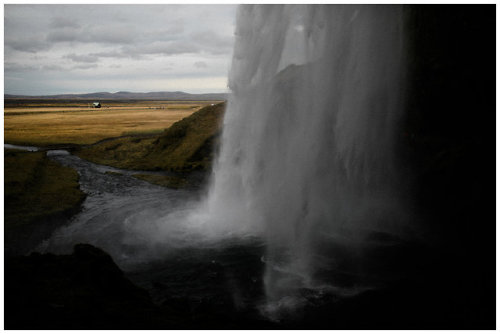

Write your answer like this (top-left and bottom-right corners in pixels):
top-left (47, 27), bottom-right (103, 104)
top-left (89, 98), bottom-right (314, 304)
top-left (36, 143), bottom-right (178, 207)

top-left (4, 5), bottom-right (237, 95)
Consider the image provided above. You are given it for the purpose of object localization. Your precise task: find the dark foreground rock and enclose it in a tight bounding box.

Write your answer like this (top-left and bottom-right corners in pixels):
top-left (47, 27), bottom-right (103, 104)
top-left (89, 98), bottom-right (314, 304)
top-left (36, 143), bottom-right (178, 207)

top-left (5, 244), bottom-right (176, 329)
top-left (4, 243), bottom-right (277, 329)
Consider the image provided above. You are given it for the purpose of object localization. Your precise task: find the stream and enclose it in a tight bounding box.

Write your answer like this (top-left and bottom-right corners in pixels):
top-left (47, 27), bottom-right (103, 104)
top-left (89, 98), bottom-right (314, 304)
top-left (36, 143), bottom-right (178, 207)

top-left (38, 149), bottom-right (199, 265)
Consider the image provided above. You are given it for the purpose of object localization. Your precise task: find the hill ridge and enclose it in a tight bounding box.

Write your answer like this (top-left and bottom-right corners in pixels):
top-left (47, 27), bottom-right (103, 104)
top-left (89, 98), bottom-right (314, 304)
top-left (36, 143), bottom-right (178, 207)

top-left (5, 91), bottom-right (228, 101)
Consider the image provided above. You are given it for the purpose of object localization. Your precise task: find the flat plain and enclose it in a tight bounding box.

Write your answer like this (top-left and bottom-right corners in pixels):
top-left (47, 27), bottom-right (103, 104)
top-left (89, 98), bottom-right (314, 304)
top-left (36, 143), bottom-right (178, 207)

top-left (4, 100), bottom-right (220, 146)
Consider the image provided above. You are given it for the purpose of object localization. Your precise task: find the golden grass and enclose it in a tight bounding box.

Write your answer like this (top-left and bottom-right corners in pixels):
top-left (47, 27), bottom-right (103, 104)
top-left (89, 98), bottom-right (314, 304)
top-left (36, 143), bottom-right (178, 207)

top-left (4, 101), bottom-right (219, 146)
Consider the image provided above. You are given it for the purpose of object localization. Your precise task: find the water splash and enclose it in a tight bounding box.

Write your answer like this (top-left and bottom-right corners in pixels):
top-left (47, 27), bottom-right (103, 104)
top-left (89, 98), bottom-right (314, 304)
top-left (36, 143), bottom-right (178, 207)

top-left (206, 4), bottom-right (409, 315)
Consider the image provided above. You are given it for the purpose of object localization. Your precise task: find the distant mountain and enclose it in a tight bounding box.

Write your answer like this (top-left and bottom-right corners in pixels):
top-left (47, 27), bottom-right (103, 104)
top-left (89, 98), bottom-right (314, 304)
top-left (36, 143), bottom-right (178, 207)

top-left (4, 91), bottom-right (228, 101)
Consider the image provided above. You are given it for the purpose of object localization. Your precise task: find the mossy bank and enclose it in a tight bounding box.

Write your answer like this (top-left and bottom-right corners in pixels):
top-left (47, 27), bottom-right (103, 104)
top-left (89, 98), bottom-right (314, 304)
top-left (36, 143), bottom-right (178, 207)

top-left (5, 149), bottom-right (86, 256)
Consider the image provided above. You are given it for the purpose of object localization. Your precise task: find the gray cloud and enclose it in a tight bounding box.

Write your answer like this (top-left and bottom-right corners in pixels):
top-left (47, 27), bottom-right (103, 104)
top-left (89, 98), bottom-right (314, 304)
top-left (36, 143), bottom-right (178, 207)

top-left (49, 16), bottom-right (81, 29)
top-left (122, 41), bottom-right (200, 56)
top-left (42, 64), bottom-right (64, 71)
top-left (194, 61), bottom-right (208, 68)
top-left (5, 36), bottom-right (50, 53)
top-left (5, 62), bottom-right (39, 72)
top-left (47, 30), bottom-right (81, 43)
top-left (86, 25), bottom-right (136, 44)
top-left (151, 25), bottom-right (185, 41)
top-left (90, 50), bottom-right (125, 58)
top-left (47, 25), bottom-right (135, 45)
top-left (192, 31), bottom-right (234, 48)
top-left (64, 53), bottom-right (100, 63)
top-left (5, 4), bottom-right (237, 95)
top-left (73, 64), bottom-right (98, 70)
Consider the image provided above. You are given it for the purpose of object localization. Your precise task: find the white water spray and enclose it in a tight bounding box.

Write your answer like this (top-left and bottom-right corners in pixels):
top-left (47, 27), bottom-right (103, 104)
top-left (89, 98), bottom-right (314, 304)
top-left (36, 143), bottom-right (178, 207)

top-left (205, 4), bottom-right (408, 313)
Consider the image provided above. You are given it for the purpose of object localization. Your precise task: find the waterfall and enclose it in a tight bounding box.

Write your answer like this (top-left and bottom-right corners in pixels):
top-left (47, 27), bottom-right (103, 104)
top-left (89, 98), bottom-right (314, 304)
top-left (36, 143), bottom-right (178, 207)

top-left (39, 3), bottom-right (409, 320)
top-left (204, 5), bottom-right (408, 315)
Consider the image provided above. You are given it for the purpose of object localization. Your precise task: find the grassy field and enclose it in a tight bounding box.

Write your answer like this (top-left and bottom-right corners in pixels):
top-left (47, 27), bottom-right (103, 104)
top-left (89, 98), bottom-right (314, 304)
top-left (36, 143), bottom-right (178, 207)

top-left (4, 100), bottom-right (220, 146)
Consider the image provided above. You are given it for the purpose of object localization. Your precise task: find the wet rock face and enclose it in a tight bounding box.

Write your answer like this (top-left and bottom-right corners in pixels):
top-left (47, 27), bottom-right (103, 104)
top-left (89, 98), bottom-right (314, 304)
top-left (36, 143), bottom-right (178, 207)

top-left (5, 244), bottom-right (171, 329)
top-left (404, 5), bottom-right (495, 263)
top-left (400, 6), bottom-right (495, 329)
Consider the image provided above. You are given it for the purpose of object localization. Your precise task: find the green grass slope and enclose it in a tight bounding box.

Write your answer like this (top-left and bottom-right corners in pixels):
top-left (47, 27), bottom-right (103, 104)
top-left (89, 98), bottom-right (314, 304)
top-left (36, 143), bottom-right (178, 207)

top-left (145, 102), bottom-right (225, 171)
top-left (5, 150), bottom-right (86, 255)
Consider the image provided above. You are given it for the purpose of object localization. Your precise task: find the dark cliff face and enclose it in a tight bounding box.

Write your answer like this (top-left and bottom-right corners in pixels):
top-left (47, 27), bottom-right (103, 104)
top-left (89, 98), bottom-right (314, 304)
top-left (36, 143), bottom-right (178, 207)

top-left (403, 4), bottom-right (495, 246)
top-left (399, 5), bottom-right (495, 328)
top-left (405, 5), bottom-right (495, 142)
